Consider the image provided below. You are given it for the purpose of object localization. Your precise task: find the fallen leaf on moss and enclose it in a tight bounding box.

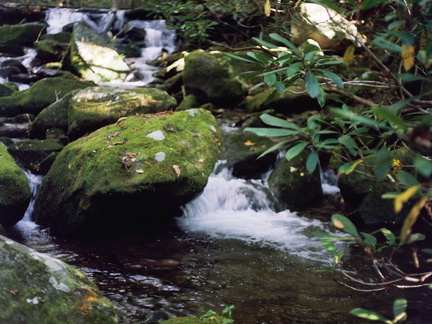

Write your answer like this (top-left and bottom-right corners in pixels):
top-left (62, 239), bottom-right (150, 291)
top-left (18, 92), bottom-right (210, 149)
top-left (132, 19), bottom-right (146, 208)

top-left (244, 140), bottom-right (255, 146)
top-left (173, 165), bottom-right (181, 177)
top-left (136, 169), bottom-right (144, 174)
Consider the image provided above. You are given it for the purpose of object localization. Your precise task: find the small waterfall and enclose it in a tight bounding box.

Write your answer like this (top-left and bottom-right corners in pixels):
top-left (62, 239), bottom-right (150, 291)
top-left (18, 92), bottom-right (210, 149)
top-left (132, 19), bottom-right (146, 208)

top-left (320, 167), bottom-right (340, 195)
top-left (178, 161), bottom-right (330, 261)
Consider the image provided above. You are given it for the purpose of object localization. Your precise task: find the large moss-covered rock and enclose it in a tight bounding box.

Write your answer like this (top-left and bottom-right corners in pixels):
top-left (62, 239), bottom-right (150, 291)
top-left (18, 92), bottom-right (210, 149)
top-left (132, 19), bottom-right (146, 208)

top-left (0, 235), bottom-right (118, 324)
top-left (33, 109), bottom-right (222, 236)
top-left (268, 152), bottom-right (323, 209)
top-left (69, 22), bottom-right (132, 83)
top-left (67, 87), bottom-right (177, 140)
top-left (0, 143), bottom-right (30, 227)
top-left (0, 23), bottom-right (47, 46)
top-left (35, 32), bottom-right (71, 63)
top-left (183, 50), bottom-right (245, 107)
top-left (0, 77), bottom-right (94, 117)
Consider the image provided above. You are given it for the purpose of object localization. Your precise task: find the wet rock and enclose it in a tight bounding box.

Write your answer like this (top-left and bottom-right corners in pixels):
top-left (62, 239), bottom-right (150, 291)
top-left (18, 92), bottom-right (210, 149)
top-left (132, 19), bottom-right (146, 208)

top-left (0, 142), bottom-right (30, 227)
top-left (183, 50), bottom-right (245, 107)
top-left (0, 82), bottom-right (18, 97)
top-left (0, 44), bottom-right (25, 57)
top-left (221, 132), bottom-right (278, 179)
top-left (144, 310), bottom-right (170, 324)
top-left (33, 109), bottom-right (222, 236)
top-left (69, 22), bottom-right (132, 83)
top-left (0, 22), bottom-right (47, 47)
top-left (67, 87), bottom-right (177, 140)
top-left (268, 151), bottom-right (323, 209)
top-left (0, 77), bottom-right (95, 117)
top-left (7, 139), bottom-right (65, 174)
top-left (0, 235), bottom-right (118, 323)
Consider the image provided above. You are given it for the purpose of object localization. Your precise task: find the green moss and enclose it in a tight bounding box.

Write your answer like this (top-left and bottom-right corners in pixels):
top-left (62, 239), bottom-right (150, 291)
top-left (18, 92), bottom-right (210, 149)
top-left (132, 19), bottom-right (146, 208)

top-left (0, 23), bottom-right (46, 46)
top-left (0, 236), bottom-right (118, 323)
top-left (33, 109), bottom-right (222, 235)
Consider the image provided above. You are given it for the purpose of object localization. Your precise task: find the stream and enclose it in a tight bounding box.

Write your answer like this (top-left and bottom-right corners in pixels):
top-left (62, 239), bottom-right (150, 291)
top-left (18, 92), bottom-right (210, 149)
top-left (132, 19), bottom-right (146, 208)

top-left (2, 7), bottom-right (432, 324)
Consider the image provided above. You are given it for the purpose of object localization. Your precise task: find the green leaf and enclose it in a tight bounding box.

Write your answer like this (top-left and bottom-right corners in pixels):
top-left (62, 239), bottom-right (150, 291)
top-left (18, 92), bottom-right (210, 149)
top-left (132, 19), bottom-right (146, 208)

top-left (225, 52), bottom-right (257, 64)
top-left (247, 51), bottom-right (271, 65)
top-left (313, 232), bottom-right (356, 240)
top-left (414, 156), bottom-right (432, 177)
top-left (316, 86), bottom-right (326, 107)
top-left (286, 62), bottom-right (302, 76)
top-left (361, 0), bottom-right (387, 10)
top-left (274, 81), bottom-right (286, 93)
top-left (381, 228), bottom-right (396, 245)
top-left (361, 232), bottom-right (377, 248)
top-left (332, 214), bottom-right (360, 238)
top-left (264, 73), bottom-right (277, 86)
top-left (260, 113), bottom-right (302, 130)
top-left (331, 108), bottom-right (383, 128)
top-left (285, 142), bottom-right (308, 160)
top-left (305, 72), bottom-right (320, 98)
top-left (319, 69), bottom-right (344, 88)
top-left (349, 308), bottom-right (390, 322)
top-left (306, 150), bottom-right (319, 173)
top-left (371, 36), bottom-right (404, 52)
top-left (244, 127), bottom-right (299, 137)
top-left (372, 106), bottom-right (408, 131)
top-left (338, 135), bottom-right (359, 156)
top-left (338, 159), bottom-right (363, 175)
top-left (321, 239), bottom-right (338, 256)
top-left (393, 298), bottom-right (407, 318)
top-left (252, 37), bottom-right (279, 49)
top-left (257, 141), bottom-right (287, 159)
top-left (407, 233), bottom-right (426, 243)
top-left (269, 33), bottom-right (301, 56)
top-left (397, 171), bottom-right (420, 187)
top-left (374, 146), bottom-right (392, 181)
top-left (398, 73), bottom-right (429, 82)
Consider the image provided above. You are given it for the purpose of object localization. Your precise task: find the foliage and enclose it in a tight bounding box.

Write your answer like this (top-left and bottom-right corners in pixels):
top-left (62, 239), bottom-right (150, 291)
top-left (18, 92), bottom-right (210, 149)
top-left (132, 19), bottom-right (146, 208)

top-left (350, 298), bottom-right (408, 323)
top-left (200, 305), bottom-right (235, 324)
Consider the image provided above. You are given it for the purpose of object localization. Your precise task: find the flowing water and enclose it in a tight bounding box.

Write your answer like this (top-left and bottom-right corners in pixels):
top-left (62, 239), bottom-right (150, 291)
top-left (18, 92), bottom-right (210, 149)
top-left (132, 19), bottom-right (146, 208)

top-left (3, 7), bottom-right (432, 324)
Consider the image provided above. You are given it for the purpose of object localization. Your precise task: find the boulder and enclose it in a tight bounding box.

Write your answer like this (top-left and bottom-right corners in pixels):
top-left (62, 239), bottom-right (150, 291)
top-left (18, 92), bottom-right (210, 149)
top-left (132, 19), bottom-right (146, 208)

top-left (290, 3), bottom-right (362, 49)
top-left (0, 82), bottom-right (18, 97)
top-left (7, 139), bottom-right (65, 174)
top-left (69, 22), bottom-right (132, 83)
top-left (268, 151), bottom-right (323, 209)
top-left (29, 90), bottom-right (78, 139)
top-left (0, 235), bottom-right (118, 324)
top-left (0, 143), bottom-right (30, 227)
top-left (221, 131), bottom-right (278, 179)
top-left (67, 87), bottom-right (177, 140)
top-left (183, 50), bottom-right (245, 107)
top-left (0, 22), bottom-right (47, 46)
top-left (35, 33), bottom-right (71, 63)
top-left (32, 109), bottom-right (222, 236)
top-left (0, 77), bottom-right (95, 117)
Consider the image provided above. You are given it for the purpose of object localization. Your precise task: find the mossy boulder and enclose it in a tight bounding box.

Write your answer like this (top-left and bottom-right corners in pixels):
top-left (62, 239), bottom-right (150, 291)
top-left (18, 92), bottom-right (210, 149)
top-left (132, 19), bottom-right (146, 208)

top-left (7, 139), bottom-right (65, 174)
top-left (0, 77), bottom-right (95, 117)
top-left (0, 235), bottom-right (118, 324)
top-left (246, 86), bottom-right (321, 113)
top-left (69, 22), bottom-right (132, 83)
top-left (268, 151), bottom-right (323, 209)
top-left (221, 131), bottom-right (278, 179)
top-left (32, 109), bottom-right (222, 236)
top-left (183, 50), bottom-right (245, 107)
top-left (0, 143), bottom-right (30, 227)
top-left (338, 150), bottom-right (412, 225)
top-left (35, 32), bottom-right (71, 62)
top-left (29, 90), bottom-right (78, 139)
top-left (67, 87), bottom-right (177, 140)
top-left (0, 23), bottom-right (47, 46)
top-left (0, 82), bottom-right (18, 97)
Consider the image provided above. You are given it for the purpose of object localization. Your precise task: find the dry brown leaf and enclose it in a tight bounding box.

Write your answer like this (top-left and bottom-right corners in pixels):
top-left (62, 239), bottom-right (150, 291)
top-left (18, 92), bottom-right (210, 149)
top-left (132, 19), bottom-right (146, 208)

top-left (173, 165), bottom-right (181, 177)
top-left (244, 140), bottom-right (255, 146)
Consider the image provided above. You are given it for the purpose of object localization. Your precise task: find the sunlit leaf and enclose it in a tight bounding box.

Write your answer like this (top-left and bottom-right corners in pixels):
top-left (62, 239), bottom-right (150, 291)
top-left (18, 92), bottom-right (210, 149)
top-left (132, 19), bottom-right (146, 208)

top-left (349, 308), bottom-right (390, 322)
top-left (316, 86), bottom-right (326, 107)
top-left (244, 127), bottom-right (298, 137)
top-left (305, 72), bottom-right (320, 98)
top-left (306, 150), bottom-right (319, 173)
top-left (338, 159), bottom-right (363, 175)
top-left (332, 214), bottom-right (360, 238)
top-left (260, 113), bottom-right (302, 130)
top-left (401, 196), bottom-right (428, 242)
top-left (407, 233), bottom-right (426, 243)
top-left (401, 44), bottom-right (415, 71)
top-left (264, 0), bottom-right (271, 16)
top-left (285, 142), bottom-right (308, 160)
top-left (394, 184), bottom-right (421, 213)
top-left (343, 45), bottom-right (355, 66)
top-left (361, 232), bottom-right (377, 248)
top-left (381, 228), bottom-right (396, 245)
top-left (264, 73), bottom-right (277, 86)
